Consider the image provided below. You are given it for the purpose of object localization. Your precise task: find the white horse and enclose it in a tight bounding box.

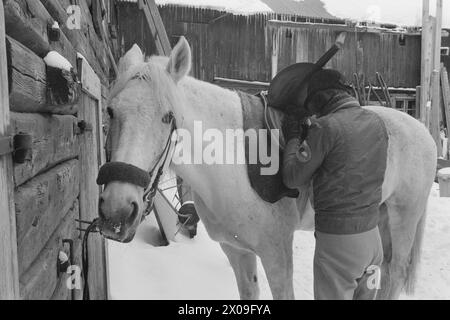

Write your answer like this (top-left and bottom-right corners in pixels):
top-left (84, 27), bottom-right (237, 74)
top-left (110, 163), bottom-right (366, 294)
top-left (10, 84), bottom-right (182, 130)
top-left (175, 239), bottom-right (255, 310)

top-left (99, 37), bottom-right (437, 300)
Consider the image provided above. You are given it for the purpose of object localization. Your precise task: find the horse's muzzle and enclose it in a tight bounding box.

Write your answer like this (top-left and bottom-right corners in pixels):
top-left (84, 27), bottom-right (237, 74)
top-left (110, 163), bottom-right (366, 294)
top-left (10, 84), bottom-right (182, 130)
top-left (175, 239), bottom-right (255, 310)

top-left (98, 200), bottom-right (140, 242)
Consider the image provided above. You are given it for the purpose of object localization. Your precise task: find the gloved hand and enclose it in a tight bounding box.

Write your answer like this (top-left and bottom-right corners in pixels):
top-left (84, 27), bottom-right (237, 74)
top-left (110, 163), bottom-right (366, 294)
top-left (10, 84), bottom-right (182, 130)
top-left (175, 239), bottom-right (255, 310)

top-left (283, 115), bottom-right (303, 142)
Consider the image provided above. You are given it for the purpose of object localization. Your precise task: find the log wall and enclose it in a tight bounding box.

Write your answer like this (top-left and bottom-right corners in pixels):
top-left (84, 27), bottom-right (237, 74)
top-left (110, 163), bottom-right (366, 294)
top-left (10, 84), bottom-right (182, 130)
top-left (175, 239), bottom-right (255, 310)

top-left (2, 0), bottom-right (113, 300)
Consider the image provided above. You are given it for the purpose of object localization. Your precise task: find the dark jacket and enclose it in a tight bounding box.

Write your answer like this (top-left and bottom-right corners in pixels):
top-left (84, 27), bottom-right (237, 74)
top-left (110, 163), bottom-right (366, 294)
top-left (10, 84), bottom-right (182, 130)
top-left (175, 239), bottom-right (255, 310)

top-left (283, 97), bottom-right (388, 235)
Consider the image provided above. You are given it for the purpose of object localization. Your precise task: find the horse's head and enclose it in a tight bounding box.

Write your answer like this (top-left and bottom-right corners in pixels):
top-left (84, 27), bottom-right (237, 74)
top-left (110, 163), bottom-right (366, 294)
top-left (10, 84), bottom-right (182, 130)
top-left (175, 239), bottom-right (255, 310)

top-left (98, 37), bottom-right (192, 242)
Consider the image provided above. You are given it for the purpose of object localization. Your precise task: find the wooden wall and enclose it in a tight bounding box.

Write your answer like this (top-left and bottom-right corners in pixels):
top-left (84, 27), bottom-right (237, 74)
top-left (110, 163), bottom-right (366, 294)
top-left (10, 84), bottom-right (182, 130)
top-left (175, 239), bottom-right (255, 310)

top-left (117, 4), bottom-right (422, 88)
top-left (269, 22), bottom-right (422, 89)
top-left (1, 0), bottom-right (111, 300)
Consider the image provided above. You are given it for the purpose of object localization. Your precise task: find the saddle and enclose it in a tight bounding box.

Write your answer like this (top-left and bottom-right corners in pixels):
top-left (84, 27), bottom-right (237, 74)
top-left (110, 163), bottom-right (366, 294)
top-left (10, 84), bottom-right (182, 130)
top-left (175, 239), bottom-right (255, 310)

top-left (237, 62), bottom-right (323, 203)
top-left (239, 91), bottom-right (299, 203)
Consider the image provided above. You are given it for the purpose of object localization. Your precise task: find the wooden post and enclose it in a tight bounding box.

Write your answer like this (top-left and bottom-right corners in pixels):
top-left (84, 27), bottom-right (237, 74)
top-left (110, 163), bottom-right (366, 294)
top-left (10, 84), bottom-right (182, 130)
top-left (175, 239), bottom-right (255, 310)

top-left (138, 0), bottom-right (171, 56)
top-left (416, 86), bottom-right (421, 119)
top-left (271, 29), bottom-right (279, 79)
top-left (430, 0), bottom-right (443, 155)
top-left (431, 70), bottom-right (443, 155)
top-left (420, 0), bottom-right (433, 123)
top-left (441, 67), bottom-right (450, 159)
top-left (437, 168), bottom-right (450, 197)
top-left (0, 0), bottom-right (20, 300)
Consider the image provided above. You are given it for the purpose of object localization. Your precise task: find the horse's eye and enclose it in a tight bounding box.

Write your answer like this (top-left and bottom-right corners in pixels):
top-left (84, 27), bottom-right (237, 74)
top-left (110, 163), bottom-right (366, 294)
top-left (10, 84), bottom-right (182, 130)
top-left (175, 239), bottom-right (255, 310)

top-left (107, 107), bottom-right (114, 119)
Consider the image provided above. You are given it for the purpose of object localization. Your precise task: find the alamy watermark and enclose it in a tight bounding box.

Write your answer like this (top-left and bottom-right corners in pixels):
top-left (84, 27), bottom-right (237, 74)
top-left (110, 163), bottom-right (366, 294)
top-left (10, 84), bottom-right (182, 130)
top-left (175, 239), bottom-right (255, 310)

top-left (171, 121), bottom-right (281, 176)
top-left (66, 5), bottom-right (82, 30)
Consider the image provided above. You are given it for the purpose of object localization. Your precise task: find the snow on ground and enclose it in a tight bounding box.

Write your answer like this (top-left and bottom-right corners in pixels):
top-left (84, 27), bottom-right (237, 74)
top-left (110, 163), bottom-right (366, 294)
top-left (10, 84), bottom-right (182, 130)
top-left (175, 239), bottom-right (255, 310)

top-left (108, 183), bottom-right (450, 300)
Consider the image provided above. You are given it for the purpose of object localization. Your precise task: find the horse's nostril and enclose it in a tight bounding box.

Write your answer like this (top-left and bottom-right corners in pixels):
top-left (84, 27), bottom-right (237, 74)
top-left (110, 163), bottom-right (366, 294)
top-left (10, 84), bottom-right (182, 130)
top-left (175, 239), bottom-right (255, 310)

top-left (128, 201), bottom-right (139, 223)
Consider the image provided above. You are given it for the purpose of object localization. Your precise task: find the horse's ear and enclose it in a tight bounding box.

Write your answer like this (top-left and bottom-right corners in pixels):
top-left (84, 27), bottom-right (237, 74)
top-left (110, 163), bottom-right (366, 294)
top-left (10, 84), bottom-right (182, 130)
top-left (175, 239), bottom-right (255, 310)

top-left (167, 37), bottom-right (191, 83)
top-left (118, 44), bottom-right (144, 74)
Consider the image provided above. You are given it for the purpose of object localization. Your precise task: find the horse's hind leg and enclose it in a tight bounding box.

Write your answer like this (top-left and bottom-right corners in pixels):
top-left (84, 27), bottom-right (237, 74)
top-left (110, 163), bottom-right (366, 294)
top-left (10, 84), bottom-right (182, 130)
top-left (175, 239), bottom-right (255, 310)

top-left (220, 243), bottom-right (260, 300)
top-left (258, 232), bottom-right (295, 300)
top-left (377, 203), bottom-right (392, 299)
top-left (383, 200), bottom-right (427, 299)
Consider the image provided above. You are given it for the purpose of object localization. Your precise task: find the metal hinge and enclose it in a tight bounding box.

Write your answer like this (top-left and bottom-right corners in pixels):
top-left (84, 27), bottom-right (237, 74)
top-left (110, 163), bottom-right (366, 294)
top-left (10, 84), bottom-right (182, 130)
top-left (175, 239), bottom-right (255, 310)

top-left (0, 133), bottom-right (33, 164)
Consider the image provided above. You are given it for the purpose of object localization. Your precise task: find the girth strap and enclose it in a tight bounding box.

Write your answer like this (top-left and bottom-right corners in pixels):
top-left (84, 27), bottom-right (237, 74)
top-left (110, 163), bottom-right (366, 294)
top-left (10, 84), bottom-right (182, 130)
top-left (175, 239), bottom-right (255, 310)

top-left (97, 162), bottom-right (151, 189)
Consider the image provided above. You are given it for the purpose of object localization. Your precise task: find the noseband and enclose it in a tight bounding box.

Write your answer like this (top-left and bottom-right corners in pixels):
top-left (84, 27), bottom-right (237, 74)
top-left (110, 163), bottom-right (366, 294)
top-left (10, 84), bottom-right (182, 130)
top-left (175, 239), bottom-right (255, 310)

top-left (97, 112), bottom-right (177, 217)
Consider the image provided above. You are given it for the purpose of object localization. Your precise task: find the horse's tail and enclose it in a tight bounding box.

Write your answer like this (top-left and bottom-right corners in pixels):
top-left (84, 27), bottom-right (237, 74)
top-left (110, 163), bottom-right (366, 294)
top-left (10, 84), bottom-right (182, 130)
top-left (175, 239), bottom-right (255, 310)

top-left (404, 206), bottom-right (427, 295)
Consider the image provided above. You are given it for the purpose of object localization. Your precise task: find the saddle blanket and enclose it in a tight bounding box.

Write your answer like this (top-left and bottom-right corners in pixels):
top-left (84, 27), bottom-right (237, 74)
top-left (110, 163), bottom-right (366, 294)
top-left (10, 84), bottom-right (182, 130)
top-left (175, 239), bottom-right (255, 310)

top-left (238, 91), bottom-right (299, 203)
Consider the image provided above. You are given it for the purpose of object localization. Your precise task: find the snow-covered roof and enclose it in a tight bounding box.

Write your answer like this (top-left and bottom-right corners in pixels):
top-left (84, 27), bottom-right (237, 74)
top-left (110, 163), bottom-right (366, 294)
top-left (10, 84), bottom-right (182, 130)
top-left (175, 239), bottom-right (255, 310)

top-left (119, 0), bottom-right (337, 19)
top-left (156, 0), bottom-right (273, 14)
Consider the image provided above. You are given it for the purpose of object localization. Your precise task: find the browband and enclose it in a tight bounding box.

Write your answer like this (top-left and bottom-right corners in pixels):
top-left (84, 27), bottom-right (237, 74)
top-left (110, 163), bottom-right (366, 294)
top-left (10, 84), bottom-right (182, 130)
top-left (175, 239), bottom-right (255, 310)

top-left (97, 162), bottom-right (151, 189)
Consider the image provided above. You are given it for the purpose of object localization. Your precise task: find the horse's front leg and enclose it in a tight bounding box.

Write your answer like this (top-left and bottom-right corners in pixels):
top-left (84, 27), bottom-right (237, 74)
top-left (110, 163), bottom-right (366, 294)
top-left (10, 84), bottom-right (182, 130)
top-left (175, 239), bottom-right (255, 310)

top-left (220, 243), bottom-right (260, 300)
top-left (258, 232), bottom-right (295, 300)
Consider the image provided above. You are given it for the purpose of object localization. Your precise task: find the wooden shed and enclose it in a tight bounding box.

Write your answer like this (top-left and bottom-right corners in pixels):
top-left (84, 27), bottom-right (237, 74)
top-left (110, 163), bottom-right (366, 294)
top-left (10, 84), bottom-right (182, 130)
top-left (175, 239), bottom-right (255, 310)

top-left (0, 0), bottom-right (117, 300)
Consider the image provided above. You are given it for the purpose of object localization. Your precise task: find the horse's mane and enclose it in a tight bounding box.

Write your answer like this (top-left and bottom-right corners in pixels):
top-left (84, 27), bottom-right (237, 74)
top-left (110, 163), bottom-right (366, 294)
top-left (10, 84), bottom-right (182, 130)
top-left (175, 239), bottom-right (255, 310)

top-left (108, 56), bottom-right (171, 104)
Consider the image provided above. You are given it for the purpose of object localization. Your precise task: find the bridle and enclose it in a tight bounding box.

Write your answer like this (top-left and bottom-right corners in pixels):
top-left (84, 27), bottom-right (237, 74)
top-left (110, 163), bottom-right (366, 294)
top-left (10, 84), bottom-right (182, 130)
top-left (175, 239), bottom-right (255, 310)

top-left (98, 111), bottom-right (177, 219)
top-left (141, 111), bottom-right (177, 217)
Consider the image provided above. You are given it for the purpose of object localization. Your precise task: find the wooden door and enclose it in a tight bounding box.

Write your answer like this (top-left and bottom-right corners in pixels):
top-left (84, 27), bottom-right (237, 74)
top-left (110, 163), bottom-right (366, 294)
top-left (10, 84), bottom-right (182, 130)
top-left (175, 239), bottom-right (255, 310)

top-left (77, 56), bottom-right (108, 300)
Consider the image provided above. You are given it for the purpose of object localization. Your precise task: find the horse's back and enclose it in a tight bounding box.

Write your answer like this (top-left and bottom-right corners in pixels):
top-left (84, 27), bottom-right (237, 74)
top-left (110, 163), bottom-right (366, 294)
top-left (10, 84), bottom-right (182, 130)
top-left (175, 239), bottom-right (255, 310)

top-left (363, 106), bottom-right (437, 202)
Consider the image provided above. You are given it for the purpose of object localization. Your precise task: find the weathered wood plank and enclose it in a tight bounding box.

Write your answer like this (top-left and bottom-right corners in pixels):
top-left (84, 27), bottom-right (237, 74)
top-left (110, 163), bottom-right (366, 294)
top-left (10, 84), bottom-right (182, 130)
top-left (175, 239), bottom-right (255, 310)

top-left (6, 35), bottom-right (46, 113)
top-left (19, 201), bottom-right (79, 300)
top-left (11, 112), bottom-right (79, 186)
top-left (15, 160), bottom-right (80, 276)
top-left (79, 92), bottom-right (108, 300)
top-left (78, 55), bottom-right (101, 99)
top-left (7, 36), bottom-right (79, 114)
top-left (0, 0), bottom-right (20, 300)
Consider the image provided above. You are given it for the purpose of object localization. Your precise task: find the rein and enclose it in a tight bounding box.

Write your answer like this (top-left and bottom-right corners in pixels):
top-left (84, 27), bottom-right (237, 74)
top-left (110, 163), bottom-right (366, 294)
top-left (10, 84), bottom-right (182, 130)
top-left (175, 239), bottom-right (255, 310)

top-left (80, 112), bottom-right (177, 300)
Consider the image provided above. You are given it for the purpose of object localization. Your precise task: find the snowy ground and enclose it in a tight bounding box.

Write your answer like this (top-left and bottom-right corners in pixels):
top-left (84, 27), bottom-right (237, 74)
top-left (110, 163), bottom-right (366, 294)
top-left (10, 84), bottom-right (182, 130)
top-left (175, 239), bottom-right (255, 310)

top-left (108, 184), bottom-right (450, 300)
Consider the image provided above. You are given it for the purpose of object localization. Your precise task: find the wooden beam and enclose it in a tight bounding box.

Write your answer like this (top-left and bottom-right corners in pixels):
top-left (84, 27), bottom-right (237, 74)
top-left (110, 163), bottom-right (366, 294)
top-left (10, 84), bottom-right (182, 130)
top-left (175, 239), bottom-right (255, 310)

top-left (271, 29), bottom-right (279, 79)
top-left (441, 67), bottom-right (450, 159)
top-left (420, 0), bottom-right (433, 123)
top-left (0, 0), bottom-right (20, 300)
top-left (416, 86), bottom-right (421, 119)
top-left (433, 0), bottom-right (443, 72)
top-left (430, 0), bottom-right (443, 155)
top-left (138, 0), bottom-right (171, 56)
top-left (431, 70), bottom-right (442, 155)
top-left (7, 36), bottom-right (78, 114)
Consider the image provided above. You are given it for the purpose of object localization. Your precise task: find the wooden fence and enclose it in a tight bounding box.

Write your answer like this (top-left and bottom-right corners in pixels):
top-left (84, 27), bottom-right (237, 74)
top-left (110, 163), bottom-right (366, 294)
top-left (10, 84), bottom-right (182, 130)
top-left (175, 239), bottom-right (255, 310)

top-left (117, 4), bottom-right (422, 88)
top-left (0, 0), bottom-right (111, 300)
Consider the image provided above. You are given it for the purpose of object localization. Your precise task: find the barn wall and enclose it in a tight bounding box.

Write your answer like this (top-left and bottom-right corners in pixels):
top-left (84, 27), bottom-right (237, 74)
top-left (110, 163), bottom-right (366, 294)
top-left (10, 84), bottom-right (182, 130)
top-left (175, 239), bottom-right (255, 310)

top-left (2, 0), bottom-right (111, 300)
top-left (269, 24), bottom-right (422, 89)
top-left (117, 4), bottom-right (421, 88)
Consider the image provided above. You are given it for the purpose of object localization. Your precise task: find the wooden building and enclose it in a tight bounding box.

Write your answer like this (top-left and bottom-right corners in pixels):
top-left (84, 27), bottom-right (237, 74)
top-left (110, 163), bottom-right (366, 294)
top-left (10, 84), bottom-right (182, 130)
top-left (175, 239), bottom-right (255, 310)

top-left (116, 3), bottom-right (422, 89)
top-left (0, 0), bottom-right (117, 300)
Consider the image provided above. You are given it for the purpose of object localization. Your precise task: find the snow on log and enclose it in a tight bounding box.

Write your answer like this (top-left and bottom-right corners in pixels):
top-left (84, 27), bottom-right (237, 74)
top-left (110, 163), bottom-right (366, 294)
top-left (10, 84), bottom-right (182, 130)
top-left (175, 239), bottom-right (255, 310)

top-left (7, 36), bottom-right (79, 114)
